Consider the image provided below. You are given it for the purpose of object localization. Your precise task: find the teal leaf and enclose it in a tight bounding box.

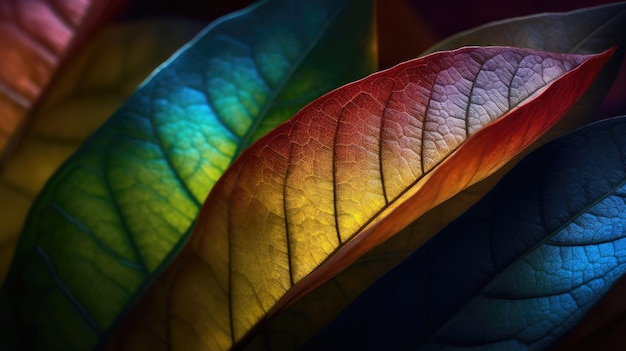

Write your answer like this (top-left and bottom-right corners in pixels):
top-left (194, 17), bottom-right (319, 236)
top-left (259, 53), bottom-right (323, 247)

top-left (1, 0), bottom-right (376, 349)
top-left (307, 116), bottom-right (626, 351)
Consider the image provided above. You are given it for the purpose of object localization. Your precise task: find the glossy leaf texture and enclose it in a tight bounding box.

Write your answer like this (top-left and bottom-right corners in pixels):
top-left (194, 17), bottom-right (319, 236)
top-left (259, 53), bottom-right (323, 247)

top-left (0, 17), bottom-right (205, 284)
top-left (246, 4), bottom-right (626, 348)
top-left (0, 0), bottom-right (121, 164)
top-left (2, 0), bottom-right (377, 349)
top-left (114, 47), bottom-right (613, 351)
top-left (308, 115), bottom-right (626, 351)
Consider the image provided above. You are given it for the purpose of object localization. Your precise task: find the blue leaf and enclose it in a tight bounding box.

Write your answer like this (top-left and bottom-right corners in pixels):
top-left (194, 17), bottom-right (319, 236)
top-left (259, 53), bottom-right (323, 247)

top-left (306, 116), bottom-right (626, 351)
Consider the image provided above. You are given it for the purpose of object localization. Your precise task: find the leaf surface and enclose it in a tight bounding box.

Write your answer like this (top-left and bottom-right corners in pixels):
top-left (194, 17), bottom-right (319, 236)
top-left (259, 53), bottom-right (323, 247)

top-left (550, 272), bottom-right (626, 350)
top-left (308, 115), bottom-right (626, 351)
top-left (0, 17), bottom-right (205, 284)
top-left (0, 0), bottom-right (120, 164)
top-left (3, 0), bottom-right (376, 349)
top-left (123, 47), bottom-right (612, 350)
top-left (247, 4), bottom-right (626, 347)
top-left (425, 1), bottom-right (626, 136)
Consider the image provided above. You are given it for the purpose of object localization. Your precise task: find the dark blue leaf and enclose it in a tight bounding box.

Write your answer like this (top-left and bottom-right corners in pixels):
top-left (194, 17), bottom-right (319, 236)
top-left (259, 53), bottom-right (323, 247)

top-left (306, 116), bottom-right (626, 351)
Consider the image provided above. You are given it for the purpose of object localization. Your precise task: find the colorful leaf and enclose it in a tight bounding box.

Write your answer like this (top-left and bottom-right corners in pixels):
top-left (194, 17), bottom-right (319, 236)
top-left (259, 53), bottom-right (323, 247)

top-left (308, 115), bottom-right (626, 351)
top-left (411, 0), bottom-right (626, 119)
top-left (117, 47), bottom-right (612, 350)
top-left (424, 1), bottom-right (626, 137)
top-left (0, 0), bottom-right (121, 164)
top-left (248, 3), bottom-right (626, 347)
top-left (2, 0), bottom-right (377, 349)
top-left (0, 17), bottom-right (206, 284)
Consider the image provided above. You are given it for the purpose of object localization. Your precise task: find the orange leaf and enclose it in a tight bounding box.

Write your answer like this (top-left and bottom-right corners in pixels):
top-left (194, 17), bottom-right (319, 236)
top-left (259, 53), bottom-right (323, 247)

top-left (115, 46), bottom-right (613, 350)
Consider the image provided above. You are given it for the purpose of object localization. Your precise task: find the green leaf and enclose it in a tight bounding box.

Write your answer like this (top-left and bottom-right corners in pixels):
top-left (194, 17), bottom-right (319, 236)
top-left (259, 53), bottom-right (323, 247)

top-left (2, 0), bottom-right (376, 349)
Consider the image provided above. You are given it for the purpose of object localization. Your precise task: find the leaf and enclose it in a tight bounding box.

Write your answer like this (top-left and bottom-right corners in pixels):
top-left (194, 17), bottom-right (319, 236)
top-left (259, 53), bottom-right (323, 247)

top-left (0, 17), bottom-right (206, 285)
top-left (307, 115), bottom-right (626, 351)
top-left (416, 0), bottom-right (626, 120)
top-left (550, 273), bottom-right (626, 350)
top-left (2, 0), bottom-right (377, 349)
top-left (119, 47), bottom-right (612, 351)
top-left (248, 3), bottom-right (626, 348)
top-left (424, 1), bottom-right (626, 138)
top-left (0, 0), bottom-right (121, 165)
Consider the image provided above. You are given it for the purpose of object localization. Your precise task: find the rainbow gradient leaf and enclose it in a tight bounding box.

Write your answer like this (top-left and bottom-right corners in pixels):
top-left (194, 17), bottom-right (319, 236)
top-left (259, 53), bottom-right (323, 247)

top-left (114, 47), bottom-right (612, 351)
top-left (307, 115), bottom-right (626, 351)
top-left (0, 0), bottom-right (120, 165)
top-left (1, 0), bottom-right (376, 349)
top-left (247, 4), bottom-right (626, 348)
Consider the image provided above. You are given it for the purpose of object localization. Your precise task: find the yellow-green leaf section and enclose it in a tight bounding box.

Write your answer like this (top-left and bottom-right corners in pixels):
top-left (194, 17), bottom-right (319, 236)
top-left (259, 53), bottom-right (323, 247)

top-left (1, 0), bottom-right (376, 350)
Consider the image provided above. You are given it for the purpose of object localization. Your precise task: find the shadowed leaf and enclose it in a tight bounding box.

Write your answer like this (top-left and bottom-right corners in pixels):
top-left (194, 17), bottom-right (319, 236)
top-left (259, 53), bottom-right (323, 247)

top-left (121, 47), bottom-right (612, 351)
top-left (308, 115), bottom-right (626, 351)
top-left (2, 0), bottom-right (377, 349)
top-left (0, 0), bottom-right (121, 165)
top-left (0, 17), bottom-right (206, 284)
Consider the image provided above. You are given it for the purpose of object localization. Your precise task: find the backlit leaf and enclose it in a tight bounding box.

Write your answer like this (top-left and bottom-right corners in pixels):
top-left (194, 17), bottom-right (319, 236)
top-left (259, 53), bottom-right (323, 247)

top-left (247, 3), bottom-right (626, 346)
top-left (424, 1), bottom-right (626, 138)
top-left (123, 47), bottom-right (612, 350)
top-left (0, 17), bottom-right (205, 284)
top-left (0, 0), bottom-right (120, 164)
top-left (2, 0), bottom-right (377, 349)
top-left (308, 115), bottom-right (626, 351)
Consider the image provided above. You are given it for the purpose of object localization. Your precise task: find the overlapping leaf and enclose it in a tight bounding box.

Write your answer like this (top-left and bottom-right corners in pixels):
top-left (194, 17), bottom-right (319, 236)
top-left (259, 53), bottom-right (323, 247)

top-left (0, 18), bottom-right (205, 284)
top-left (308, 115), bottom-right (626, 351)
top-left (2, 0), bottom-right (377, 349)
top-left (248, 3), bottom-right (626, 348)
top-left (114, 47), bottom-right (612, 350)
top-left (0, 0), bottom-right (120, 164)
top-left (425, 2), bottom-right (626, 136)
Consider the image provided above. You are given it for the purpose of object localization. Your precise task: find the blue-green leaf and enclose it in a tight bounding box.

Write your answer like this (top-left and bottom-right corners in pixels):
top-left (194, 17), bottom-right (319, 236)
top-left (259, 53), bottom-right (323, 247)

top-left (2, 0), bottom-right (376, 349)
top-left (307, 116), bottom-right (626, 351)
